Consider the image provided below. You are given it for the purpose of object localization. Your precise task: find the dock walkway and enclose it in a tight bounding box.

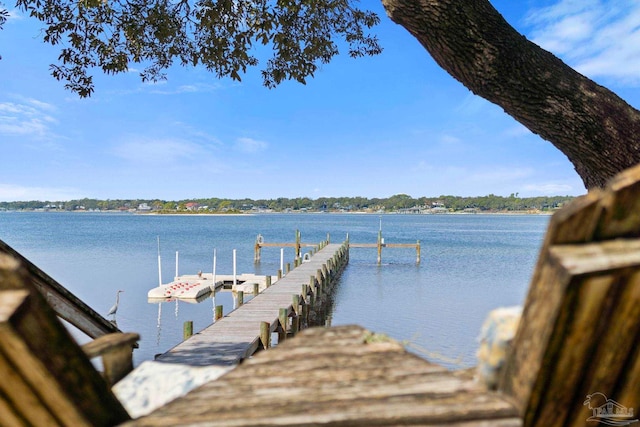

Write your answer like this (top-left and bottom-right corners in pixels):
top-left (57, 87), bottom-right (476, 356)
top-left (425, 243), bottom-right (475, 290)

top-left (155, 242), bottom-right (348, 366)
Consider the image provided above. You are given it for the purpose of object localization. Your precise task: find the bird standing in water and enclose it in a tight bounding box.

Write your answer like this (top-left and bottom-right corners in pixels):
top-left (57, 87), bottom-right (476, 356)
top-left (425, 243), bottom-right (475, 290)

top-left (108, 290), bottom-right (124, 318)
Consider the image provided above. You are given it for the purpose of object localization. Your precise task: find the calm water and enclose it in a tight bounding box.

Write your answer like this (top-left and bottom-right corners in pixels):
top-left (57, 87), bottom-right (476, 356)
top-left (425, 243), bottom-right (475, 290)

top-left (0, 212), bottom-right (549, 368)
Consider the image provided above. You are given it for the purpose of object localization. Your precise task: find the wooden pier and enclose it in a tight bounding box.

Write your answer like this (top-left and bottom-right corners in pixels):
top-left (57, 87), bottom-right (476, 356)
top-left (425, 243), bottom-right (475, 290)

top-left (155, 240), bottom-right (349, 366)
top-left (255, 229), bottom-right (420, 264)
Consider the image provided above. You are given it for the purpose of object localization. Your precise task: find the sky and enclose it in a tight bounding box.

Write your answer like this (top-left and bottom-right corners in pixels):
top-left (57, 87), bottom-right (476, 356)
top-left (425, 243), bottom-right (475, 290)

top-left (1, 0), bottom-right (640, 201)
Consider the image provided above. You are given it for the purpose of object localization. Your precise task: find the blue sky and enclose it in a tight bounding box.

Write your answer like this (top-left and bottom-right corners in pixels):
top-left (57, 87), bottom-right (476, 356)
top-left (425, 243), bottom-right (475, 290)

top-left (1, 0), bottom-right (639, 201)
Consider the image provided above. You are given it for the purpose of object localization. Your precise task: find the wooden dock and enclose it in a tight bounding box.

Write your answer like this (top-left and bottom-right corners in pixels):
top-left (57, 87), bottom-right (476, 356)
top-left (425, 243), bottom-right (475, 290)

top-left (155, 241), bottom-right (349, 366)
top-left (255, 229), bottom-right (421, 264)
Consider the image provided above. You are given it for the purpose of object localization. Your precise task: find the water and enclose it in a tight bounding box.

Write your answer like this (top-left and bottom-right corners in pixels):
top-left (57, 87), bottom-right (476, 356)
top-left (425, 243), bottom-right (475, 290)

top-left (0, 212), bottom-right (549, 368)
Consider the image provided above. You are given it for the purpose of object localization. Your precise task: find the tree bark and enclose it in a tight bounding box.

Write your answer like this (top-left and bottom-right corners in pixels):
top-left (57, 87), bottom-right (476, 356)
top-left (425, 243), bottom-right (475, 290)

top-left (382, 0), bottom-right (640, 190)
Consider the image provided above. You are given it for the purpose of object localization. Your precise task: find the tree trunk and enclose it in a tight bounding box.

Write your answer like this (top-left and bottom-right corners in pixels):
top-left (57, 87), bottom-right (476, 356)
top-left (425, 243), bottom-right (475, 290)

top-left (382, 0), bottom-right (640, 190)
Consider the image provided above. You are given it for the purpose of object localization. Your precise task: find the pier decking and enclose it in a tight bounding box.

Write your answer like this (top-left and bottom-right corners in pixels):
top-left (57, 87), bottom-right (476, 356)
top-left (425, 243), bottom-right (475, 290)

top-left (126, 325), bottom-right (520, 426)
top-left (155, 242), bottom-right (348, 366)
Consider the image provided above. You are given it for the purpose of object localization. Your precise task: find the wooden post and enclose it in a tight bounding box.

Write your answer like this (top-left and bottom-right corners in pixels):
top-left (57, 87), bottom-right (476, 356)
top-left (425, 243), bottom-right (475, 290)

top-left (278, 308), bottom-right (288, 341)
top-left (254, 243), bottom-right (260, 262)
top-left (260, 321), bottom-right (270, 349)
top-left (292, 294), bottom-right (300, 315)
top-left (322, 264), bottom-right (329, 288)
top-left (266, 275), bottom-right (272, 287)
top-left (286, 263), bottom-right (291, 274)
top-left (291, 294), bottom-right (300, 335)
top-left (300, 287), bottom-right (309, 328)
top-left (316, 270), bottom-right (324, 295)
top-left (295, 229), bottom-right (301, 259)
top-left (416, 240), bottom-right (421, 264)
top-left (308, 276), bottom-right (316, 306)
top-left (291, 313), bottom-right (299, 336)
top-left (253, 282), bottom-right (259, 295)
top-left (183, 320), bottom-right (193, 340)
top-left (237, 291), bottom-right (244, 306)
top-left (215, 305), bottom-right (223, 321)
top-left (277, 269), bottom-right (282, 280)
top-left (377, 228), bottom-right (383, 264)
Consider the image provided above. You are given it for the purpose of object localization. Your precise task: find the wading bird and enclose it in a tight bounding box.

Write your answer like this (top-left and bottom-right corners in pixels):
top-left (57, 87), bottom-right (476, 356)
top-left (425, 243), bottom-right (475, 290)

top-left (108, 290), bottom-right (124, 317)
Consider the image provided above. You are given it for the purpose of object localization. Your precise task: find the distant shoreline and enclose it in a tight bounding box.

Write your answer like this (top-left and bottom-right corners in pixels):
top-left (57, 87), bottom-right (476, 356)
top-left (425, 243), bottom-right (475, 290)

top-left (0, 209), bottom-right (557, 216)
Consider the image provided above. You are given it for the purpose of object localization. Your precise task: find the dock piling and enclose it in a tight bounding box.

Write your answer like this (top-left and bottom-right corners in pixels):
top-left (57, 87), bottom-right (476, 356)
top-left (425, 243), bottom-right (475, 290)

top-left (183, 321), bottom-right (193, 340)
top-left (237, 291), bottom-right (244, 307)
top-left (278, 308), bottom-right (288, 342)
top-left (260, 321), bottom-right (270, 349)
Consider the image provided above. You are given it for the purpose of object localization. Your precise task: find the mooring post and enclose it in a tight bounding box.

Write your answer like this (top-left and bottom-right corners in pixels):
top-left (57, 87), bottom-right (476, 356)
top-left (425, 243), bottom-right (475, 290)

top-left (292, 294), bottom-right (300, 315)
top-left (316, 269), bottom-right (323, 295)
top-left (322, 264), bottom-right (329, 288)
top-left (277, 269), bottom-right (282, 280)
top-left (260, 321), bottom-right (270, 349)
top-left (253, 282), bottom-right (259, 295)
top-left (238, 291), bottom-right (244, 307)
top-left (377, 228), bottom-right (383, 264)
top-left (183, 320), bottom-right (193, 340)
top-left (292, 295), bottom-right (300, 335)
top-left (286, 262), bottom-right (291, 274)
top-left (266, 275), bottom-right (272, 287)
top-left (215, 305), bottom-right (223, 321)
top-left (301, 286), bottom-right (310, 328)
top-left (278, 308), bottom-right (288, 341)
top-left (295, 229), bottom-right (301, 259)
top-left (416, 240), bottom-right (421, 264)
top-left (254, 235), bottom-right (261, 262)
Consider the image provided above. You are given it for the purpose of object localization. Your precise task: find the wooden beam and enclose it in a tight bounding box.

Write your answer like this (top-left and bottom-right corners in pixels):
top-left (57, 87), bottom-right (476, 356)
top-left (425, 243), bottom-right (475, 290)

top-left (0, 254), bottom-right (130, 426)
top-left (0, 239), bottom-right (120, 339)
top-left (500, 239), bottom-right (640, 427)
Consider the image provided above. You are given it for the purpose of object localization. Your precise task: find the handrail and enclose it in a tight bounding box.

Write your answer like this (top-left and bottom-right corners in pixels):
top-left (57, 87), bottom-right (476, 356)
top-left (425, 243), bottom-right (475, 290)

top-left (0, 238), bottom-right (120, 338)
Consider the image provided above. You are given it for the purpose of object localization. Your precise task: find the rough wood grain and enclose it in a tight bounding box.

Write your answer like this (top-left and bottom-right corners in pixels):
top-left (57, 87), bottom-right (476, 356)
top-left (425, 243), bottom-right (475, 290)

top-left (500, 167), bottom-right (640, 427)
top-left (0, 254), bottom-right (130, 426)
top-left (126, 325), bottom-right (520, 426)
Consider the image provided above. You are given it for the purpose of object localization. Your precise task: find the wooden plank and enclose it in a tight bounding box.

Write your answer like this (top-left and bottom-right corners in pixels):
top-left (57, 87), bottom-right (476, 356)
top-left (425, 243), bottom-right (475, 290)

top-left (500, 238), bottom-right (640, 426)
top-left (595, 163), bottom-right (640, 239)
top-left (126, 326), bottom-right (520, 426)
top-left (0, 254), bottom-right (130, 426)
top-left (566, 269), bottom-right (640, 427)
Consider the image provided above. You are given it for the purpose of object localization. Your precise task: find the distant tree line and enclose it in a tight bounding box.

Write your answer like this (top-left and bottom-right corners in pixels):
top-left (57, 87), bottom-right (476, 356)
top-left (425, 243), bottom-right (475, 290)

top-left (0, 194), bottom-right (575, 213)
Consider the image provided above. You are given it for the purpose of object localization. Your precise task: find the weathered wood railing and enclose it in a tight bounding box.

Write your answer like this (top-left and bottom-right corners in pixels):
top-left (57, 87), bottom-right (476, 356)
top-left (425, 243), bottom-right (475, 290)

top-left (0, 253), bottom-right (136, 426)
top-left (0, 239), bottom-right (120, 338)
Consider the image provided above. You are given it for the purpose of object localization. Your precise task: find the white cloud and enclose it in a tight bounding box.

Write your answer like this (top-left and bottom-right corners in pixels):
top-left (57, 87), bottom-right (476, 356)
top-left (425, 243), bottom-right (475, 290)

top-left (525, 0), bottom-right (640, 85)
top-left (0, 99), bottom-right (58, 138)
top-left (0, 183), bottom-right (82, 201)
top-left (235, 137), bottom-right (268, 153)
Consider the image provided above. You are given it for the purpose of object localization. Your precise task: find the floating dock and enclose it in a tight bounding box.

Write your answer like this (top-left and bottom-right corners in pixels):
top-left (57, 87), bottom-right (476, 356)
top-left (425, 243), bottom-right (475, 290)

top-left (147, 273), bottom-right (275, 300)
top-left (154, 241), bottom-right (348, 366)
